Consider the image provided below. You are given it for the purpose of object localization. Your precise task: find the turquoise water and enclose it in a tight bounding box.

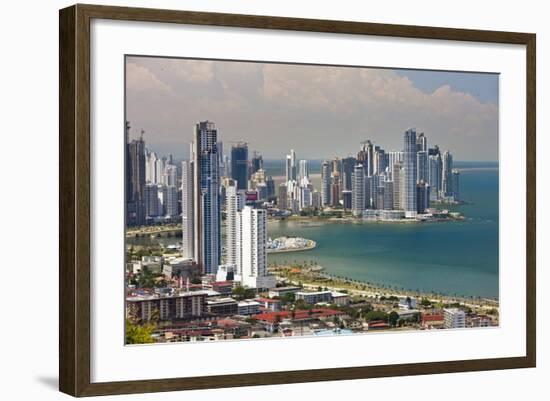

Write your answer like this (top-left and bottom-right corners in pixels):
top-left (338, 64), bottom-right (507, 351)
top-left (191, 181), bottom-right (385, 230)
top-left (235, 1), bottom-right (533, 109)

top-left (267, 167), bottom-right (499, 299)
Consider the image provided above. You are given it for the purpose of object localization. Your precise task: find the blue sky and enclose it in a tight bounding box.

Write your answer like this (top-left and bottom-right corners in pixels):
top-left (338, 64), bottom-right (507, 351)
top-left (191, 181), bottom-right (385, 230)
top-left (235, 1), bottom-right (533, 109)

top-left (395, 69), bottom-right (498, 104)
top-left (126, 57), bottom-right (499, 161)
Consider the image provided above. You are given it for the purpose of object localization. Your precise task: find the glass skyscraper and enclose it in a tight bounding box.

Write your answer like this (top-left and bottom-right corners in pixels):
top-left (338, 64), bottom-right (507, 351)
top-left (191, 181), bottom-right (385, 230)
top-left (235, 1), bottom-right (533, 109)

top-left (231, 143), bottom-right (248, 191)
top-left (403, 128), bottom-right (418, 217)
top-left (126, 124), bottom-right (146, 226)
top-left (193, 121), bottom-right (221, 275)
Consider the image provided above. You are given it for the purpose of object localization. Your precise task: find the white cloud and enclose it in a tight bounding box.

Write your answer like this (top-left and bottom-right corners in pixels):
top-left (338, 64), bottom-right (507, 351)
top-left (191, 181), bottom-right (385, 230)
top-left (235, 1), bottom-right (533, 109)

top-left (125, 57), bottom-right (498, 160)
top-left (126, 62), bottom-right (171, 94)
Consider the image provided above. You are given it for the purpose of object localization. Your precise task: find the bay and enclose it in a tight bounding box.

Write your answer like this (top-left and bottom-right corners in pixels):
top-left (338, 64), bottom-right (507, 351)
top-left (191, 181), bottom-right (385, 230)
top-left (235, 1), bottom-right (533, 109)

top-left (267, 165), bottom-right (499, 299)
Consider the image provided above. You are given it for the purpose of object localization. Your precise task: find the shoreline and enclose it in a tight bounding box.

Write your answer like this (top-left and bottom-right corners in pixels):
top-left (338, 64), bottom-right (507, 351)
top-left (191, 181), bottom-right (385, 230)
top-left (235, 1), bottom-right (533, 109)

top-left (267, 243), bottom-right (317, 254)
top-left (267, 237), bottom-right (317, 254)
top-left (268, 262), bottom-right (499, 308)
top-left (268, 214), bottom-right (465, 226)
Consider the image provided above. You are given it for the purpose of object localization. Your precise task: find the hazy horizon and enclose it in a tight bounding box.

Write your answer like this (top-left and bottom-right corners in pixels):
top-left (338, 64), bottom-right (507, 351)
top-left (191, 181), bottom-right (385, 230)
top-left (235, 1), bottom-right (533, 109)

top-left (126, 56), bottom-right (499, 162)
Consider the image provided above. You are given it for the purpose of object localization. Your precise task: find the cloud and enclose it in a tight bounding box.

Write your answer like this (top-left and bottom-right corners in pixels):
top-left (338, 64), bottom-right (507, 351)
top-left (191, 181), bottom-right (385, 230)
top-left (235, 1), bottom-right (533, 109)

top-left (126, 62), bottom-right (171, 94)
top-left (125, 57), bottom-right (498, 161)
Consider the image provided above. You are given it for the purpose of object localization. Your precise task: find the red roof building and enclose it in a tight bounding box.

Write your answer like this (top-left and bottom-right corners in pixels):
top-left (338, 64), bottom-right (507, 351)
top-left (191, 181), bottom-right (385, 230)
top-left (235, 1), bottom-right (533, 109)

top-left (253, 308), bottom-right (344, 324)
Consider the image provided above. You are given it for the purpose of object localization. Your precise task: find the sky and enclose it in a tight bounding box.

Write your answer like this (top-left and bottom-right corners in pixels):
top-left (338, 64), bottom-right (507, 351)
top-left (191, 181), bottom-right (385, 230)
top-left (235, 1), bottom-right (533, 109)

top-left (125, 56), bottom-right (499, 161)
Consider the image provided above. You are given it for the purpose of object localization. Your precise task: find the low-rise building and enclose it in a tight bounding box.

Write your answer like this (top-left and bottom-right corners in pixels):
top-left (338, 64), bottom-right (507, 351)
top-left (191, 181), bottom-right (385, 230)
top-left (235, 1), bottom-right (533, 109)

top-left (253, 308), bottom-right (345, 333)
top-left (268, 286), bottom-right (302, 299)
top-left (256, 297), bottom-right (281, 311)
top-left (131, 255), bottom-right (163, 274)
top-left (126, 290), bottom-right (208, 322)
top-left (443, 308), bottom-right (466, 329)
top-left (237, 300), bottom-right (261, 315)
top-left (397, 309), bottom-right (420, 320)
top-left (162, 257), bottom-right (195, 278)
top-left (295, 290), bottom-right (333, 305)
top-left (469, 314), bottom-right (493, 328)
top-left (366, 320), bottom-right (390, 330)
top-left (421, 312), bottom-right (445, 329)
top-left (331, 291), bottom-right (350, 306)
top-left (211, 281), bottom-right (235, 296)
top-left (207, 298), bottom-right (239, 316)
top-left (398, 296), bottom-right (418, 310)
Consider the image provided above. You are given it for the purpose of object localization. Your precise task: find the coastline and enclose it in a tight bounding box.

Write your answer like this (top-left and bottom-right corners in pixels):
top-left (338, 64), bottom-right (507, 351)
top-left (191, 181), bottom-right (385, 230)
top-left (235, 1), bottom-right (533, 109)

top-left (267, 243), bottom-right (317, 254)
top-left (267, 237), bottom-right (317, 254)
top-left (268, 262), bottom-right (499, 309)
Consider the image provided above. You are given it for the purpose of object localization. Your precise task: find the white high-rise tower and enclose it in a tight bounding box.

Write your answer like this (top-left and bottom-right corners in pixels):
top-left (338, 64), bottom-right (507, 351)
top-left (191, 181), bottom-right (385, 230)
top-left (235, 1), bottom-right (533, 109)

top-left (225, 183), bottom-right (245, 272)
top-left (181, 160), bottom-right (194, 260)
top-left (403, 128), bottom-right (418, 217)
top-left (238, 206), bottom-right (275, 289)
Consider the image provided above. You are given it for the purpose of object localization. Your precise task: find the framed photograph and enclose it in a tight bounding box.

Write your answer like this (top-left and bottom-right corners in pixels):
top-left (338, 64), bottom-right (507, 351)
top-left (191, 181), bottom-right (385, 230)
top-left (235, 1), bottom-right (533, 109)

top-left (59, 4), bottom-right (536, 397)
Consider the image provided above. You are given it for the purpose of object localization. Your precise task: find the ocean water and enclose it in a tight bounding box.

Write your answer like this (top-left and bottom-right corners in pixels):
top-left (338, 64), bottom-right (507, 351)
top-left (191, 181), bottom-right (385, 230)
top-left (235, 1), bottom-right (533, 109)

top-left (129, 162), bottom-right (499, 299)
top-left (267, 165), bottom-right (499, 299)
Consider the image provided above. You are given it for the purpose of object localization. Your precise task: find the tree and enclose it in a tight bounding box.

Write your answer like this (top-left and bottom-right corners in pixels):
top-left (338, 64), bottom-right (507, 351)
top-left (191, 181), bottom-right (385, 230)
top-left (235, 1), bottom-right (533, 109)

top-left (232, 285), bottom-right (256, 301)
top-left (420, 297), bottom-right (432, 307)
top-left (125, 319), bottom-right (154, 344)
top-left (388, 311), bottom-right (400, 327)
top-left (363, 310), bottom-right (388, 322)
top-left (294, 299), bottom-right (308, 310)
top-left (279, 292), bottom-right (295, 305)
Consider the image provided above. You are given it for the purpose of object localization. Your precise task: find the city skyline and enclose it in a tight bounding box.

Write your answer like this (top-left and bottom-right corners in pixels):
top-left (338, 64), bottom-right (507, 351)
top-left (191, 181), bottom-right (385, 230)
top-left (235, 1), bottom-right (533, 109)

top-left (124, 57), bottom-right (499, 345)
top-left (126, 56), bottom-right (498, 161)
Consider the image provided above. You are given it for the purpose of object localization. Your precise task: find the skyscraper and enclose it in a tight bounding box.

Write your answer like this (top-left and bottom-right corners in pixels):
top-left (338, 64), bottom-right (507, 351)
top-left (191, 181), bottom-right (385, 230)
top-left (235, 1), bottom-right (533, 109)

top-left (330, 171), bottom-right (341, 207)
top-left (341, 157), bottom-right (356, 191)
top-left (417, 150), bottom-right (429, 183)
top-left (225, 183), bottom-right (245, 272)
top-left (417, 132), bottom-right (428, 152)
top-left (342, 190), bottom-right (352, 210)
top-left (231, 143), bottom-right (248, 191)
top-left (383, 180), bottom-right (394, 210)
top-left (278, 183), bottom-right (288, 210)
top-left (369, 174), bottom-right (380, 209)
top-left (299, 184), bottom-right (313, 210)
top-left (163, 164), bottom-right (177, 187)
top-left (392, 161), bottom-right (403, 210)
top-left (250, 151), bottom-right (263, 176)
top-left (388, 151), bottom-right (404, 181)
top-left (238, 206), bottom-right (274, 289)
top-left (351, 163), bottom-right (365, 216)
top-left (298, 159), bottom-right (309, 183)
top-left (266, 176), bottom-right (275, 200)
top-left (216, 141), bottom-right (226, 178)
top-left (285, 154), bottom-right (292, 182)
top-left (127, 128), bottom-right (146, 226)
top-left (321, 160), bottom-right (331, 207)
top-left (155, 156), bottom-right (166, 186)
top-left (442, 150), bottom-right (454, 197)
top-left (403, 128), bottom-right (418, 217)
top-left (145, 151), bottom-right (157, 183)
top-left (416, 180), bottom-right (430, 213)
top-left (193, 121), bottom-right (221, 275)
top-left (374, 148), bottom-right (386, 176)
top-left (451, 169), bottom-right (460, 201)
top-left (163, 185), bottom-right (179, 217)
top-left (428, 154), bottom-right (441, 201)
top-left (357, 140), bottom-right (374, 176)
top-left (290, 149), bottom-right (297, 181)
top-left (144, 184), bottom-right (161, 218)
top-left (181, 160), bottom-right (194, 260)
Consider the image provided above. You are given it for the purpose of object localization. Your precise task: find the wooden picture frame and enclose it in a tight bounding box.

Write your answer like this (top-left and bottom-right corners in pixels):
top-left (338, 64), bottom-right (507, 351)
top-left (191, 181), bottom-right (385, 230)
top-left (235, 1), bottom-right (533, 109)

top-left (59, 3), bottom-right (536, 397)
